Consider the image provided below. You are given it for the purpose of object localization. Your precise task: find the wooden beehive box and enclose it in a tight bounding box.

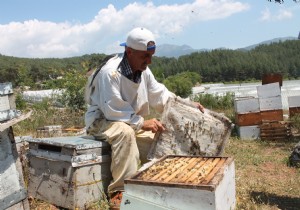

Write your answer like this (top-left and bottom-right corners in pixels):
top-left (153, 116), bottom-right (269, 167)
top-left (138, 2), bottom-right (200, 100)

top-left (27, 136), bottom-right (112, 209)
top-left (0, 127), bottom-right (30, 210)
top-left (122, 155), bottom-right (235, 210)
top-left (0, 82), bottom-right (21, 122)
top-left (148, 97), bottom-right (233, 159)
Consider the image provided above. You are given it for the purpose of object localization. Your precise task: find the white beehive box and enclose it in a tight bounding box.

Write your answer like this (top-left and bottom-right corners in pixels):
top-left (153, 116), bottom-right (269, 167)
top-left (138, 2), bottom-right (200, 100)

top-left (259, 95), bottom-right (283, 111)
top-left (0, 82), bottom-right (20, 122)
top-left (234, 97), bottom-right (260, 114)
top-left (257, 82), bottom-right (281, 98)
top-left (27, 136), bottom-right (112, 209)
top-left (237, 125), bottom-right (260, 140)
top-left (288, 95), bottom-right (300, 108)
top-left (122, 156), bottom-right (235, 210)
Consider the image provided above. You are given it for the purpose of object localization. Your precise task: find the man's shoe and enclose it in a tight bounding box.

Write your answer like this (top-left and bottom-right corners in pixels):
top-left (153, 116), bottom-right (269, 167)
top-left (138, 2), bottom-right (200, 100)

top-left (110, 191), bottom-right (123, 210)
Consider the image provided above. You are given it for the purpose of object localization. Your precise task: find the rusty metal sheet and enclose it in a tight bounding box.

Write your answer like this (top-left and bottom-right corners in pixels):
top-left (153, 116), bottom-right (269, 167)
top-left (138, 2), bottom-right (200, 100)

top-left (26, 136), bottom-right (109, 150)
top-left (0, 128), bottom-right (27, 210)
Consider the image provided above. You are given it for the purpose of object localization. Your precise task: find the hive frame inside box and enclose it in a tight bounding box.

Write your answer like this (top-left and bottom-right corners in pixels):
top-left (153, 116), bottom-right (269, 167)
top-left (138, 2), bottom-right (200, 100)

top-left (27, 136), bottom-right (112, 209)
top-left (123, 155), bottom-right (236, 210)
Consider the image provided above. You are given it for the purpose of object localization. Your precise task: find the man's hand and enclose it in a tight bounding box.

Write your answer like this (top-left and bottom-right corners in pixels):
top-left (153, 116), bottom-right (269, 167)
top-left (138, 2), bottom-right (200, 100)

top-left (142, 118), bottom-right (165, 133)
top-left (193, 102), bottom-right (205, 113)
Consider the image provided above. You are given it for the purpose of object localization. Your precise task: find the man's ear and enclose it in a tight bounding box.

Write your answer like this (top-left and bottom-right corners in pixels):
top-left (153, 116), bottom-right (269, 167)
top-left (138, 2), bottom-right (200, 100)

top-left (126, 47), bottom-right (133, 56)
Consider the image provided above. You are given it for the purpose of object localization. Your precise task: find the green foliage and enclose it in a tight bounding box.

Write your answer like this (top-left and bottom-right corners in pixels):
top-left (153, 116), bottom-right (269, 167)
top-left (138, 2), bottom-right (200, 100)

top-left (163, 72), bottom-right (201, 98)
top-left (15, 92), bottom-right (28, 110)
top-left (57, 70), bottom-right (87, 110)
top-left (290, 113), bottom-right (300, 133)
top-left (192, 92), bottom-right (235, 110)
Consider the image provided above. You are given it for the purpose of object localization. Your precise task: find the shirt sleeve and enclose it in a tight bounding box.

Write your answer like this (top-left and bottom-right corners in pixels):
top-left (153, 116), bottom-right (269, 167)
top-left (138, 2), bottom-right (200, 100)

top-left (145, 69), bottom-right (176, 113)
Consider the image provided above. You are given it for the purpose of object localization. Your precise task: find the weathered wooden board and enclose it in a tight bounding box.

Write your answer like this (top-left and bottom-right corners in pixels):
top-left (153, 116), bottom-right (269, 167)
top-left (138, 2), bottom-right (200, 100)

top-left (148, 97), bottom-right (233, 159)
top-left (0, 128), bottom-right (29, 210)
top-left (260, 110), bottom-right (283, 122)
top-left (0, 110), bottom-right (32, 132)
top-left (235, 112), bottom-right (261, 126)
top-left (0, 109), bottom-right (22, 122)
top-left (260, 121), bottom-right (291, 141)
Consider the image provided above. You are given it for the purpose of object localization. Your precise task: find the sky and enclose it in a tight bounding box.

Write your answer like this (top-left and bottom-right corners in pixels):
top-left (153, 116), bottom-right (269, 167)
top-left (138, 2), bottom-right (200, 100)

top-left (0, 0), bottom-right (299, 58)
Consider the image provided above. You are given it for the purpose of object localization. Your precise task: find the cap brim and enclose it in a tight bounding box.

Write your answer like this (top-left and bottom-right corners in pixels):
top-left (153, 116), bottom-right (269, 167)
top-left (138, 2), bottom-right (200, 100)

top-left (120, 42), bottom-right (127, 47)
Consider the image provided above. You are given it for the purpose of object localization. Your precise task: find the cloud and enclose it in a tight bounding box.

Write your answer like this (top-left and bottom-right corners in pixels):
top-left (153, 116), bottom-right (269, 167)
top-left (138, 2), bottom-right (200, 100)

top-left (0, 0), bottom-right (249, 58)
top-left (260, 8), bottom-right (293, 21)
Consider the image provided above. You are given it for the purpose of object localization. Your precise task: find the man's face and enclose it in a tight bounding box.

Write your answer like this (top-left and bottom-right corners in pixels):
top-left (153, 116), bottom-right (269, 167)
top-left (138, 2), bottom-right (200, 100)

top-left (127, 48), bottom-right (155, 72)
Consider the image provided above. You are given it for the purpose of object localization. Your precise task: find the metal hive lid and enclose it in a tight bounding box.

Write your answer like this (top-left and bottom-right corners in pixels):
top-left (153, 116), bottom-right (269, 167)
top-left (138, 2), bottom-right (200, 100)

top-left (26, 136), bottom-right (109, 150)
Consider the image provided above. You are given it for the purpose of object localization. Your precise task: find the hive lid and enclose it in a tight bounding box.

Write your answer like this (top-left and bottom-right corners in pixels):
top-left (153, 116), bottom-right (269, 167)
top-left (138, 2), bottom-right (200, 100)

top-left (27, 136), bottom-right (109, 149)
top-left (125, 155), bottom-right (234, 191)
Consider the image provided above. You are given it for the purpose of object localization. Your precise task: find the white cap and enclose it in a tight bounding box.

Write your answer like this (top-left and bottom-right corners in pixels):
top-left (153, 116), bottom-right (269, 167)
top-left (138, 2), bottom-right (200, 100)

top-left (120, 27), bottom-right (156, 51)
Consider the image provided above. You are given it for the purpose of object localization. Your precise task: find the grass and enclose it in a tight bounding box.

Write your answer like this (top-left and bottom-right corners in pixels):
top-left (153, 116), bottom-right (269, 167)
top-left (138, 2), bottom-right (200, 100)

top-left (14, 100), bottom-right (300, 209)
top-left (25, 136), bottom-right (300, 210)
top-left (224, 137), bottom-right (300, 210)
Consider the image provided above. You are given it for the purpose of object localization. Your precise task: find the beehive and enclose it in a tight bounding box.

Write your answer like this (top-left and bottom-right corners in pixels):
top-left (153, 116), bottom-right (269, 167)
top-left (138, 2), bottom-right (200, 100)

top-left (121, 155), bottom-right (235, 210)
top-left (0, 82), bottom-right (21, 122)
top-left (148, 97), bottom-right (233, 159)
top-left (27, 136), bottom-right (112, 209)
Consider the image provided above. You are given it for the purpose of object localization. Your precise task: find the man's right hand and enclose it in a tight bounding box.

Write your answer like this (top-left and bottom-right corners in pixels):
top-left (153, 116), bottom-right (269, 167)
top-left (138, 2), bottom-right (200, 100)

top-left (142, 118), bottom-right (165, 133)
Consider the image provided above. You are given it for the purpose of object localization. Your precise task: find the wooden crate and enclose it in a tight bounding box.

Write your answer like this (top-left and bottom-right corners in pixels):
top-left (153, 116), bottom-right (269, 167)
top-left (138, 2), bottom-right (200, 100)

top-left (260, 121), bottom-right (291, 141)
top-left (27, 136), bottom-right (112, 209)
top-left (122, 156), bottom-right (235, 210)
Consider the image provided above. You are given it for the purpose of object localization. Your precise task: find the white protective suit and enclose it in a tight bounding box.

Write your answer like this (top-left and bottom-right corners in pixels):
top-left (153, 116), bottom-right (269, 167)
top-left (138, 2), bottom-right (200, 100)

top-left (85, 54), bottom-right (175, 194)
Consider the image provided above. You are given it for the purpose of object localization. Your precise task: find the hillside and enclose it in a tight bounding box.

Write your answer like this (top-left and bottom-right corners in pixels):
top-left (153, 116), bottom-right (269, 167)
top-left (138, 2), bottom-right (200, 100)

top-left (1, 39), bottom-right (300, 88)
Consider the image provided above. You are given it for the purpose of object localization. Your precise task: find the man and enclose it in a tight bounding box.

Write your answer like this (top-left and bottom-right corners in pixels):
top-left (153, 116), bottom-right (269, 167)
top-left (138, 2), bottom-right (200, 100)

top-left (85, 27), bottom-right (204, 209)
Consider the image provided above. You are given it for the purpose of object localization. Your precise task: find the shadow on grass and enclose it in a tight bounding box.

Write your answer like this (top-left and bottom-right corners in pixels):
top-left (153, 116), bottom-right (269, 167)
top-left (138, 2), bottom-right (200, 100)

top-left (250, 191), bottom-right (300, 210)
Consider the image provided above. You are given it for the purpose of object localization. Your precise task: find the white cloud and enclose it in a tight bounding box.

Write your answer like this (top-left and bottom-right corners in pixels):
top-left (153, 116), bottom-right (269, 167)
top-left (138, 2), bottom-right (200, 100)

top-left (260, 8), bottom-right (293, 21)
top-left (0, 0), bottom-right (249, 58)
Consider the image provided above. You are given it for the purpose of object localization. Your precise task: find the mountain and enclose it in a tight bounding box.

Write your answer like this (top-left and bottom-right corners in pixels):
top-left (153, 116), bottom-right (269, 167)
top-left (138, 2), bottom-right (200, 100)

top-left (155, 44), bottom-right (208, 58)
top-left (237, 36), bottom-right (298, 51)
top-left (156, 36), bottom-right (298, 58)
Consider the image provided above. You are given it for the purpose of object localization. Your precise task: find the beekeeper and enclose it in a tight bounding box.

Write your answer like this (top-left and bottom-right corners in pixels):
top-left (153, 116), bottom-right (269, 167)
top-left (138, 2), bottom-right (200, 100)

top-left (84, 27), bottom-right (204, 209)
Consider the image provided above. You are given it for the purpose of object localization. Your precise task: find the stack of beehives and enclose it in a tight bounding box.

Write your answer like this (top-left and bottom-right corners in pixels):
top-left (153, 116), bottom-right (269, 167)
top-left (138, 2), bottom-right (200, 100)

top-left (235, 82), bottom-right (291, 140)
top-left (0, 82), bottom-right (30, 210)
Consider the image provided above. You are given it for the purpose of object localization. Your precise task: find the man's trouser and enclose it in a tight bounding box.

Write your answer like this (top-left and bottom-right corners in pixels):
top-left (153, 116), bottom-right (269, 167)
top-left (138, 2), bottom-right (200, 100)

top-left (87, 118), bottom-right (154, 196)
